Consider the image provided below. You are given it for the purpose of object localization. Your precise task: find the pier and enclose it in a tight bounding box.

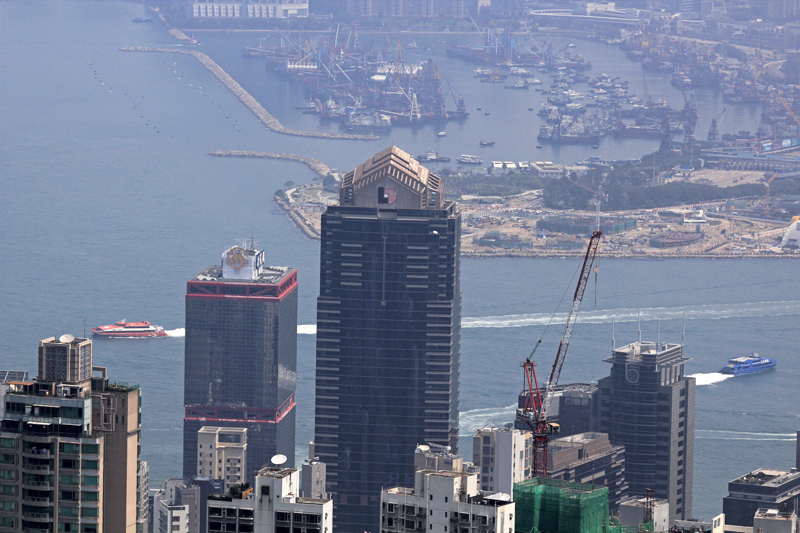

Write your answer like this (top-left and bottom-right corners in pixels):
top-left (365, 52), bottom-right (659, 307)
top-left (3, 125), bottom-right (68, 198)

top-left (119, 47), bottom-right (379, 142)
top-left (209, 150), bottom-right (331, 177)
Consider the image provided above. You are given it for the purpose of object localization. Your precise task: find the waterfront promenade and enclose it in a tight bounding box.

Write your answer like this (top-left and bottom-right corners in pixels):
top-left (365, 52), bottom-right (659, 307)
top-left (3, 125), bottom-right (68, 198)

top-left (119, 47), bottom-right (379, 141)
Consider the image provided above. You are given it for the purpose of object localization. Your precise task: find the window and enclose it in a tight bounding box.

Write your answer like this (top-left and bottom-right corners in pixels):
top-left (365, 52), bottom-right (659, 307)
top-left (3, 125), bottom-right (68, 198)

top-left (60, 474), bottom-right (79, 485)
top-left (81, 476), bottom-right (99, 486)
top-left (60, 443), bottom-right (80, 454)
top-left (82, 460), bottom-right (98, 470)
top-left (0, 501), bottom-right (14, 512)
top-left (0, 438), bottom-right (14, 449)
top-left (81, 507), bottom-right (99, 518)
top-left (0, 485), bottom-right (14, 496)
top-left (82, 491), bottom-right (99, 502)
top-left (0, 455), bottom-right (13, 465)
top-left (59, 506), bottom-right (79, 517)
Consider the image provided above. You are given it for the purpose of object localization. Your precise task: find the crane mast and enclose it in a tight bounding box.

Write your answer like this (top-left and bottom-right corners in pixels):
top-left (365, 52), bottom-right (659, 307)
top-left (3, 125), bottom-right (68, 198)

top-left (518, 230), bottom-right (602, 478)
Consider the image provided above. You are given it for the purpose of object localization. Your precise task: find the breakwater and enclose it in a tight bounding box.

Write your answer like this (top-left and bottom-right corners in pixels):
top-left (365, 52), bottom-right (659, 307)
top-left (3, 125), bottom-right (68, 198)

top-left (273, 193), bottom-right (321, 240)
top-left (209, 150), bottom-right (331, 177)
top-left (119, 47), bottom-right (379, 142)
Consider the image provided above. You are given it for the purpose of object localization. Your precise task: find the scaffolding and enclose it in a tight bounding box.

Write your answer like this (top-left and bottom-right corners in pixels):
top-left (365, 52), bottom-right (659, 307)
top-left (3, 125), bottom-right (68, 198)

top-left (514, 478), bottom-right (610, 533)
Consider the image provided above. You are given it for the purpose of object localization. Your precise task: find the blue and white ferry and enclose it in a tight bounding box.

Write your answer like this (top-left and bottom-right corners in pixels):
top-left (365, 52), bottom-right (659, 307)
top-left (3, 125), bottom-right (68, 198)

top-left (719, 353), bottom-right (777, 376)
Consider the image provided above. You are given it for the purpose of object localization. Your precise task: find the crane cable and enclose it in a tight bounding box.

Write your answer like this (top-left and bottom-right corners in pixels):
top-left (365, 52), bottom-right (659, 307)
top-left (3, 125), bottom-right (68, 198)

top-left (527, 258), bottom-right (583, 363)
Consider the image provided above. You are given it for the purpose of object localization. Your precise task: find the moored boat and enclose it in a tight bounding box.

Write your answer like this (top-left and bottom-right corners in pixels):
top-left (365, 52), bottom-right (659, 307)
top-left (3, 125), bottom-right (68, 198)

top-left (457, 154), bottom-right (483, 165)
top-left (92, 320), bottom-right (168, 338)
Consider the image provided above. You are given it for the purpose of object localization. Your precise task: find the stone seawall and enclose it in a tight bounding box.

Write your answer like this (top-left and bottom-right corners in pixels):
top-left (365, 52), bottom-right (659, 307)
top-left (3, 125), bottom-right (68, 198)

top-left (119, 47), bottom-right (379, 141)
top-left (273, 193), bottom-right (321, 240)
top-left (209, 150), bottom-right (331, 177)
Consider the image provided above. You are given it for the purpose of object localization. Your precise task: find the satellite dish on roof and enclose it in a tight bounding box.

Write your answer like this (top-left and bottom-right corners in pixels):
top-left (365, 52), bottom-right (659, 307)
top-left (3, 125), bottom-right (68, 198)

top-left (271, 454), bottom-right (287, 466)
top-left (59, 334), bottom-right (75, 343)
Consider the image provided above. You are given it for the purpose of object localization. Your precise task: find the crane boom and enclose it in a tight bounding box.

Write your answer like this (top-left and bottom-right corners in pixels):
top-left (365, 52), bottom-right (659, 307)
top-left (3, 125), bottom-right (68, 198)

top-left (517, 230), bottom-right (602, 478)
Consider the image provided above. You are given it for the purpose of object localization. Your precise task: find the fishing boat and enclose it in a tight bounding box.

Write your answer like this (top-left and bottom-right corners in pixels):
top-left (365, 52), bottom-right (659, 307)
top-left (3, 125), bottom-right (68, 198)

top-left (719, 354), bottom-right (776, 376)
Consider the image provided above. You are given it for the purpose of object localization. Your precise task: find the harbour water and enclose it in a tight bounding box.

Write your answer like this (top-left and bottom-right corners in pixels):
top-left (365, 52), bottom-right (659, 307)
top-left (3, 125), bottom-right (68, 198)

top-left (1, 0), bottom-right (797, 522)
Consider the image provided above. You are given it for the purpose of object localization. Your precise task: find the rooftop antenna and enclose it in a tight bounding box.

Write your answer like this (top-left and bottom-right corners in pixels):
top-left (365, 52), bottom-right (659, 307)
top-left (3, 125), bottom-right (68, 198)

top-left (612, 317), bottom-right (616, 351)
top-left (637, 308), bottom-right (642, 343)
top-left (657, 320), bottom-right (661, 350)
top-left (682, 311), bottom-right (686, 346)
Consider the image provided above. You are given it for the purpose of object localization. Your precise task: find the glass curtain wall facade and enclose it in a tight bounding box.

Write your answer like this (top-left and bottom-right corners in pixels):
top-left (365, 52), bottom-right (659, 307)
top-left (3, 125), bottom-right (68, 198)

top-left (183, 261), bottom-right (298, 482)
top-left (313, 146), bottom-right (462, 533)
top-left (598, 340), bottom-right (695, 523)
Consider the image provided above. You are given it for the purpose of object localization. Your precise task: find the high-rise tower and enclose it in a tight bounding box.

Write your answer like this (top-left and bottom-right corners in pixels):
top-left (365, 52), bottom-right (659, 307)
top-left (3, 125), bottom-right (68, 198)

top-left (313, 146), bottom-right (461, 532)
top-left (183, 242), bottom-right (298, 481)
top-left (598, 339), bottom-right (695, 523)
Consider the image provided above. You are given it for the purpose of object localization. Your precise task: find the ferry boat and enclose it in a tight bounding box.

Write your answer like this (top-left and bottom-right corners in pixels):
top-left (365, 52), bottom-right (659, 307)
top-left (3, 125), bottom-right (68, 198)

top-left (719, 354), bottom-right (776, 376)
top-left (92, 320), bottom-right (168, 338)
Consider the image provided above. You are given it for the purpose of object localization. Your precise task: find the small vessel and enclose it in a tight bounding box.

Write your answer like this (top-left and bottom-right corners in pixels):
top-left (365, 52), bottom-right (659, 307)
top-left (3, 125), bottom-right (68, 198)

top-left (479, 141), bottom-right (495, 147)
top-left (132, 17), bottom-right (153, 23)
top-left (536, 144), bottom-right (543, 149)
top-left (484, 112), bottom-right (490, 116)
top-left (719, 354), bottom-right (776, 376)
top-left (415, 149), bottom-right (450, 163)
top-left (438, 131), bottom-right (446, 137)
top-left (457, 154), bottom-right (483, 165)
top-left (92, 320), bottom-right (168, 338)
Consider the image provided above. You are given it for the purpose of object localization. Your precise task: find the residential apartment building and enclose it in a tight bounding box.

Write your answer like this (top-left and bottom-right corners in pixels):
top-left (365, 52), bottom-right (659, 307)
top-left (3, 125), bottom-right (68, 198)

top-left (197, 426), bottom-right (247, 493)
top-left (380, 470), bottom-right (515, 533)
top-left (472, 426), bottom-right (532, 495)
top-left (185, 0), bottom-right (308, 18)
top-left (0, 335), bottom-right (143, 533)
top-left (207, 466), bottom-right (333, 533)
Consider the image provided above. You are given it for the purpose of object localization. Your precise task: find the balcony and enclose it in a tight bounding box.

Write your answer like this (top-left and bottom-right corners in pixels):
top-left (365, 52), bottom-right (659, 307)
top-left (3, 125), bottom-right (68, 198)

top-left (23, 464), bottom-right (51, 474)
top-left (22, 496), bottom-right (51, 506)
top-left (22, 481), bottom-right (50, 490)
top-left (23, 449), bottom-right (51, 459)
top-left (22, 510), bottom-right (51, 521)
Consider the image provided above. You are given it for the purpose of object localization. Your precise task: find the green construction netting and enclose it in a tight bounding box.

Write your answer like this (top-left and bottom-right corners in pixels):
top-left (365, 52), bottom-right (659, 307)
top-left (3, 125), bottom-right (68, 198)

top-left (514, 477), bottom-right (610, 533)
top-left (608, 517), bottom-right (656, 533)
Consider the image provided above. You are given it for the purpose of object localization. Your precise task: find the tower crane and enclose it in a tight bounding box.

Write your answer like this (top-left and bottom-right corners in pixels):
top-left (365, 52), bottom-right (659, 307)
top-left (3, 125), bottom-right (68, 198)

top-left (517, 230), bottom-right (602, 478)
top-left (765, 171), bottom-right (778, 218)
top-left (707, 104), bottom-right (727, 141)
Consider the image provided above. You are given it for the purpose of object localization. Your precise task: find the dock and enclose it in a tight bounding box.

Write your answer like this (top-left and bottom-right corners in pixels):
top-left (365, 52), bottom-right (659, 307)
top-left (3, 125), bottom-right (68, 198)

top-left (119, 47), bottom-right (379, 142)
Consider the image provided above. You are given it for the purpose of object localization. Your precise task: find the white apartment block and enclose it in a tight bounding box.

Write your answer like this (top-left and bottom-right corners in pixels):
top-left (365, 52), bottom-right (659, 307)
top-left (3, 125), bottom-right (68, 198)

top-left (188, 0), bottom-right (309, 18)
top-left (473, 426), bottom-right (532, 495)
top-left (380, 470), bottom-right (515, 533)
top-left (207, 466), bottom-right (333, 533)
top-left (153, 479), bottom-right (197, 533)
top-left (198, 426), bottom-right (247, 492)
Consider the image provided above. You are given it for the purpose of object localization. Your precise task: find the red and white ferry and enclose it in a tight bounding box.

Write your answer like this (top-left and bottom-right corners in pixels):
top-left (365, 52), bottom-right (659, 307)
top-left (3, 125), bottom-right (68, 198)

top-left (91, 320), bottom-right (168, 338)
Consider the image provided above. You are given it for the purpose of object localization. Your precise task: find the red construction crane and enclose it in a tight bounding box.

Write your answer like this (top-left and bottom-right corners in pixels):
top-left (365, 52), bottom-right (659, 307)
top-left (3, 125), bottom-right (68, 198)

top-left (517, 230), bottom-right (602, 478)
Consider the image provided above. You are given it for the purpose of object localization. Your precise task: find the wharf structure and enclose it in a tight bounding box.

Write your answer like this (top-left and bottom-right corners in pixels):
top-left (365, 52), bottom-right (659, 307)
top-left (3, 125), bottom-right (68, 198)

top-left (0, 336), bottom-right (144, 533)
top-left (183, 242), bottom-right (298, 482)
top-left (313, 146), bottom-right (462, 532)
top-left (598, 339), bottom-right (695, 523)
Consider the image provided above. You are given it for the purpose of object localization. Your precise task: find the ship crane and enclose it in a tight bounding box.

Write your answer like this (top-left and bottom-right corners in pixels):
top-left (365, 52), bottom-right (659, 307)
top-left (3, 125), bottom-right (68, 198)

top-left (707, 104), bottom-right (727, 141)
top-left (517, 230), bottom-right (602, 478)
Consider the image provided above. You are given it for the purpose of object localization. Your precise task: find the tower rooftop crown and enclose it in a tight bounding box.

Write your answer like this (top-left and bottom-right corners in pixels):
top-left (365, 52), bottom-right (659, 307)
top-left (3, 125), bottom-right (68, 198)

top-left (339, 146), bottom-right (444, 209)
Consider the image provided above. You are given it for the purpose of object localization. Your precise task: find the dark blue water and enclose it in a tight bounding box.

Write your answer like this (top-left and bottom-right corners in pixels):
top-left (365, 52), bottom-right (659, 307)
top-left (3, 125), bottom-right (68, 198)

top-left (1, 0), bottom-right (797, 522)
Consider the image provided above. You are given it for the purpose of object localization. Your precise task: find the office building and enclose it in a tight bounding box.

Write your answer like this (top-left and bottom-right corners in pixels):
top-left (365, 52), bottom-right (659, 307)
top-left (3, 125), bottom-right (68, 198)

top-left (722, 469), bottom-right (800, 527)
top-left (598, 338), bottom-right (695, 523)
top-left (380, 470), bottom-right (515, 533)
top-left (138, 461), bottom-right (150, 533)
top-left (313, 146), bottom-right (462, 532)
top-left (472, 425), bottom-right (532, 495)
top-left (184, 242), bottom-right (298, 482)
top-left (185, 0), bottom-right (309, 18)
top-left (197, 426), bottom-right (247, 492)
top-left (753, 508), bottom-right (798, 533)
top-left (207, 466), bottom-right (333, 533)
top-left (548, 432), bottom-right (627, 510)
top-left (0, 335), bottom-right (143, 533)
top-left (517, 382), bottom-right (599, 437)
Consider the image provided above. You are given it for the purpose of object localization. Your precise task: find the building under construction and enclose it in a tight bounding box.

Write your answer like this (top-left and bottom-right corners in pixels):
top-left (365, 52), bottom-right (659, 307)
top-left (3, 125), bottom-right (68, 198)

top-left (513, 478), bottom-right (610, 533)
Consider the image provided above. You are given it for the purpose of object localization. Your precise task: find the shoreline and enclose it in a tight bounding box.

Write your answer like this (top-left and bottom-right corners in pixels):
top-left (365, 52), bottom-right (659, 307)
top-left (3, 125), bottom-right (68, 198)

top-left (119, 47), bottom-right (379, 141)
top-left (210, 150), bottom-right (331, 177)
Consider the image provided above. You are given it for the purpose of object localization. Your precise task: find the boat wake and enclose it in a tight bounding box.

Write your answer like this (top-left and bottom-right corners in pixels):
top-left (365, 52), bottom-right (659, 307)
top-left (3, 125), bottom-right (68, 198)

top-left (697, 429), bottom-right (797, 441)
top-left (462, 300), bottom-right (800, 329)
top-left (165, 328), bottom-right (185, 337)
top-left (688, 372), bottom-right (732, 386)
top-left (459, 404), bottom-right (516, 436)
top-left (297, 300), bottom-right (800, 334)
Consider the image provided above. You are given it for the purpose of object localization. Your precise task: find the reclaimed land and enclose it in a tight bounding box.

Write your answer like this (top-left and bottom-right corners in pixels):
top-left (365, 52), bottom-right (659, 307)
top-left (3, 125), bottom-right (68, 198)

top-left (119, 47), bottom-right (378, 142)
top-left (209, 150), bottom-right (331, 177)
top-left (273, 193), bottom-right (320, 240)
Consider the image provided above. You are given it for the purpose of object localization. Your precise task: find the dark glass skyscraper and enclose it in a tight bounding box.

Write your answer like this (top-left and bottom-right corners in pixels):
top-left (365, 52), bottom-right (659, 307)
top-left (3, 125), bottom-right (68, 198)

top-left (598, 339), bottom-right (695, 523)
top-left (313, 146), bottom-right (461, 532)
top-left (183, 243), bottom-right (298, 482)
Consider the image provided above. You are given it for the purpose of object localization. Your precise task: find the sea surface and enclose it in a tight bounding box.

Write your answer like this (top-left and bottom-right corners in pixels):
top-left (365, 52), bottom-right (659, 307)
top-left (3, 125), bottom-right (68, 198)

top-left (1, 0), bottom-right (797, 522)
